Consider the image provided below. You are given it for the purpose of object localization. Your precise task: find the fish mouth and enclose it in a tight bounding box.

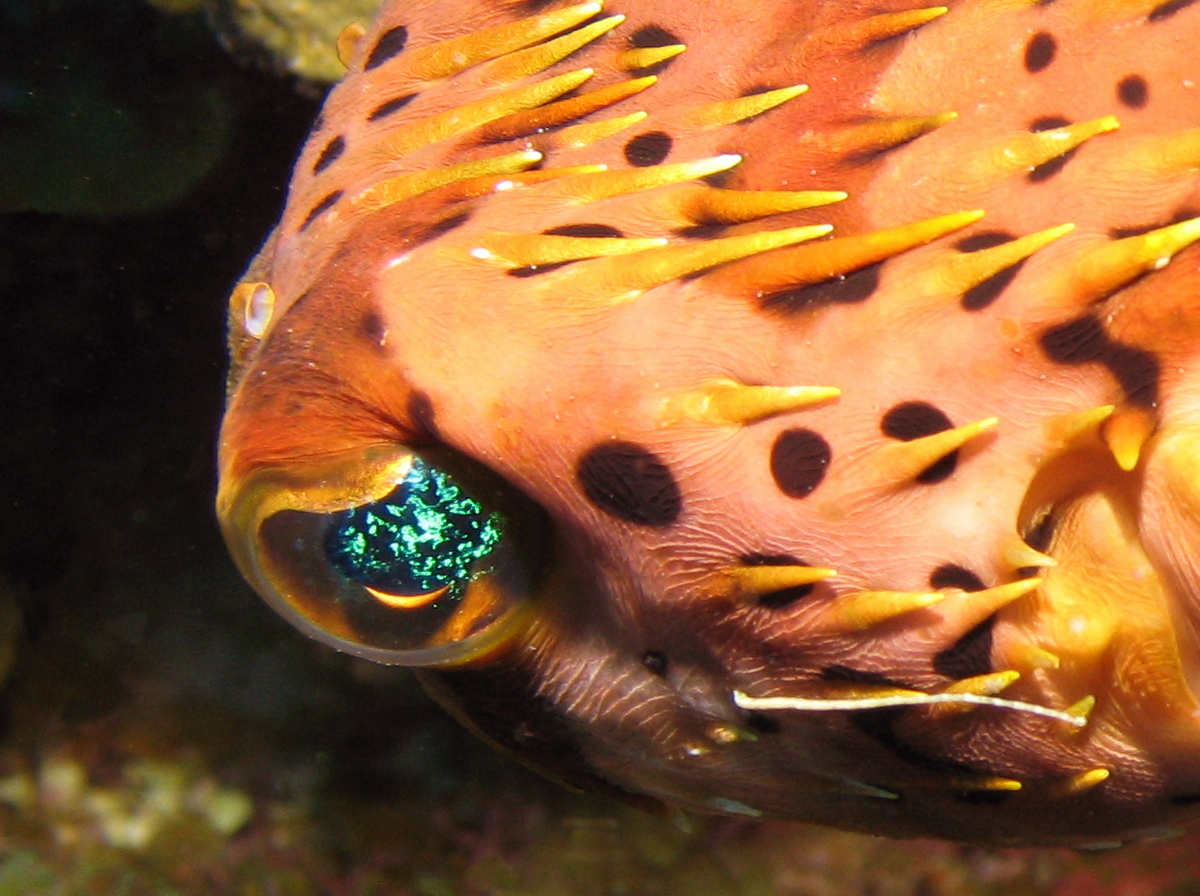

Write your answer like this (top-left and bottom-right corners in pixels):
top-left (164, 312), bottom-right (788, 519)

top-left (1001, 421), bottom-right (1200, 759)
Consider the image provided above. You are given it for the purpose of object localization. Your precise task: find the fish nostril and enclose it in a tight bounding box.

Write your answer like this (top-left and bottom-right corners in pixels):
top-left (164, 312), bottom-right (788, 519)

top-left (237, 282), bottom-right (275, 339)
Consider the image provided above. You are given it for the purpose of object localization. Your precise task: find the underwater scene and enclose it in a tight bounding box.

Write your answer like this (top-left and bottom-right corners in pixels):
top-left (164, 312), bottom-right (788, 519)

top-left (6, 0), bottom-right (1200, 892)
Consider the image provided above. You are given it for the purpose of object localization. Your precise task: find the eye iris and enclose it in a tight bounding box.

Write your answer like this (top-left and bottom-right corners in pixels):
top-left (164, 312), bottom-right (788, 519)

top-left (324, 458), bottom-right (503, 599)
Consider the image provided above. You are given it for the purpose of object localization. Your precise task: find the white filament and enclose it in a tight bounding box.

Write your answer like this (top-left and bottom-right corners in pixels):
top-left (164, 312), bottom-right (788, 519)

top-left (733, 689), bottom-right (1087, 727)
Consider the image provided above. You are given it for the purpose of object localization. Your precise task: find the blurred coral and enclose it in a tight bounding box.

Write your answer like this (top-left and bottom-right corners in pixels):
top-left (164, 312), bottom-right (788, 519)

top-left (204, 0), bottom-right (385, 82)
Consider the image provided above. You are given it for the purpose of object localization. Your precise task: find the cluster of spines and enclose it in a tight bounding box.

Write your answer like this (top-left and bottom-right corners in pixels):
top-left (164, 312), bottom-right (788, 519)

top-left (298, 1), bottom-right (978, 234)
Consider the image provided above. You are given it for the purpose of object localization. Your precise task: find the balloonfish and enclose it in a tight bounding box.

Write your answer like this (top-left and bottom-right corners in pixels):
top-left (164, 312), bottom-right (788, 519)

top-left (217, 0), bottom-right (1200, 846)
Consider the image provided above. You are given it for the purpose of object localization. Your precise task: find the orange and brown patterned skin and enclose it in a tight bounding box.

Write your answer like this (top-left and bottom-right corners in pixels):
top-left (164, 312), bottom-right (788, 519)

top-left (217, 0), bottom-right (1200, 845)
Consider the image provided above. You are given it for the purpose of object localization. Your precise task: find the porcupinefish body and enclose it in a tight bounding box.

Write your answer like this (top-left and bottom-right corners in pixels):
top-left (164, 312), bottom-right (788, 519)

top-left (218, 0), bottom-right (1200, 846)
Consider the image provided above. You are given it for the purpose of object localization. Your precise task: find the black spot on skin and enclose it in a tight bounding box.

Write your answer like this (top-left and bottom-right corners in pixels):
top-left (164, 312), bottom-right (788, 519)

top-left (963, 266), bottom-right (1024, 311)
top-left (770, 429), bottom-right (831, 498)
top-left (740, 553), bottom-right (817, 608)
top-left (1040, 314), bottom-right (1108, 364)
top-left (761, 263), bottom-right (881, 313)
top-left (701, 168), bottom-right (736, 188)
top-left (312, 135), bottom-right (345, 175)
top-left (914, 455), bottom-right (955, 484)
top-left (676, 223), bottom-right (727, 240)
top-left (1149, 0), bottom-right (1199, 20)
top-left (1107, 343), bottom-right (1161, 407)
top-left (642, 651), bottom-right (669, 676)
top-left (1024, 31), bottom-right (1057, 73)
top-left (508, 263), bottom-right (568, 278)
top-left (1041, 314), bottom-right (1162, 407)
top-left (1030, 115), bottom-right (1071, 132)
top-left (1118, 74), bottom-right (1149, 108)
top-left (365, 25), bottom-right (408, 71)
top-left (1110, 225), bottom-right (1150, 241)
top-left (420, 211), bottom-right (471, 243)
top-left (726, 85), bottom-right (793, 123)
top-left (822, 665), bottom-right (908, 687)
top-left (933, 616), bottom-right (996, 679)
top-left (881, 402), bottom-right (952, 441)
top-left (843, 124), bottom-right (934, 166)
top-left (368, 93), bottom-right (417, 122)
top-left (544, 223), bottom-right (625, 238)
top-left (917, 460), bottom-right (955, 486)
top-left (929, 564), bottom-right (986, 592)
top-left (360, 310), bottom-right (386, 349)
top-left (1110, 207), bottom-right (1200, 239)
top-left (1028, 116), bottom-right (1074, 182)
top-left (407, 391), bottom-right (439, 439)
top-left (881, 402), bottom-right (957, 482)
top-left (631, 24), bottom-right (682, 47)
top-left (509, 224), bottom-right (624, 278)
top-left (299, 190), bottom-right (343, 232)
top-left (624, 131), bottom-right (674, 167)
top-left (576, 441), bottom-right (682, 526)
top-left (627, 24), bottom-right (684, 75)
top-left (955, 231), bottom-right (1016, 253)
top-left (955, 233), bottom-right (1024, 309)
top-left (407, 211), bottom-right (472, 254)
top-left (1110, 222), bottom-right (1161, 240)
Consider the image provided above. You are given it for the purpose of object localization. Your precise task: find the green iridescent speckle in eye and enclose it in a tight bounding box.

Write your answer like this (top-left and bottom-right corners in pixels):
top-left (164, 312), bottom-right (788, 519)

top-left (325, 458), bottom-right (503, 601)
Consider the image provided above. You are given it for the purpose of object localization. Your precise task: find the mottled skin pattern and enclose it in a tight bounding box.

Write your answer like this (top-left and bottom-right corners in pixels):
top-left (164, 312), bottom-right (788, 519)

top-left (218, 0), bottom-right (1200, 846)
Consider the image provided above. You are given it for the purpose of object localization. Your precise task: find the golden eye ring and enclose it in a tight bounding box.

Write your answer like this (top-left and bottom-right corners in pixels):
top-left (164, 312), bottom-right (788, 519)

top-left (218, 444), bottom-right (546, 668)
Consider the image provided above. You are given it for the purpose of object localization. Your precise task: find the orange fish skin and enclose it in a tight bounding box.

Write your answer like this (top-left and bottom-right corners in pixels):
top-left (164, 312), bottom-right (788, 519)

top-left (217, 0), bottom-right (1200, 846)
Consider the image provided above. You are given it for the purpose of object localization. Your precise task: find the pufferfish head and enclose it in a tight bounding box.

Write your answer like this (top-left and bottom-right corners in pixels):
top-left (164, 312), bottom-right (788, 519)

top-left (218, 0), bottom-right (1200, 846)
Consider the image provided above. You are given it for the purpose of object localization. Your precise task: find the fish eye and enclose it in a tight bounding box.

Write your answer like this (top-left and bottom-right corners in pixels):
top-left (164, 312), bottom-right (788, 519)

top-left (324, 456), bottom-right (502, 606)
top-left (222, 447), bottom-right (546, 667)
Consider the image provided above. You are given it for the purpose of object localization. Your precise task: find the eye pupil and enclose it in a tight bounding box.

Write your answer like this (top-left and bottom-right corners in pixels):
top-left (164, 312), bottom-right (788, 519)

top-left (324, 457), bottom-right (503, 600)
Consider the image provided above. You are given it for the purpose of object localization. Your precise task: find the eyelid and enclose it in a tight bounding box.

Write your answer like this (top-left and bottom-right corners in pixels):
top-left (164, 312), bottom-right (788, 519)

top-left (217, 444), bottom-right (416, 599)
top-left (217, 443), bottom-right (545, 667)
